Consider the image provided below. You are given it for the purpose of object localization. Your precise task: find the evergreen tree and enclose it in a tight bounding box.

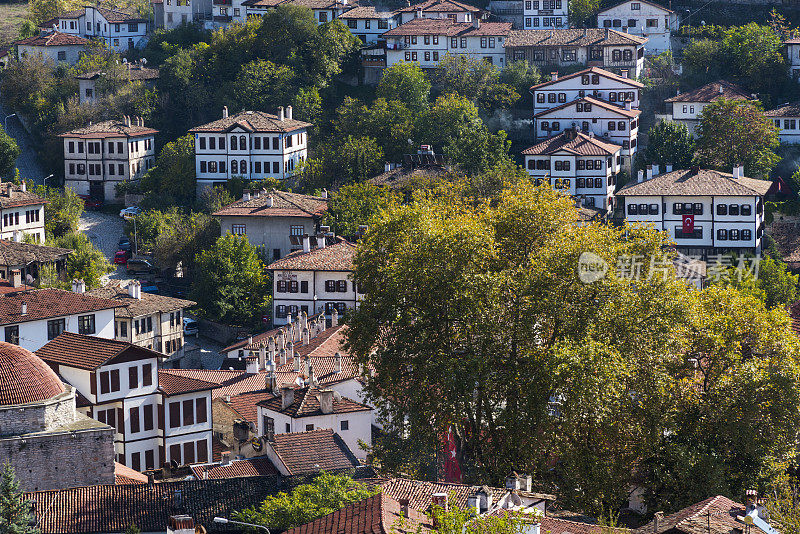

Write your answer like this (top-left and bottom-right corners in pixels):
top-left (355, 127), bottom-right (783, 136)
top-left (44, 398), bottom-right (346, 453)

top-left (0, 463), bottom-right (37, 534)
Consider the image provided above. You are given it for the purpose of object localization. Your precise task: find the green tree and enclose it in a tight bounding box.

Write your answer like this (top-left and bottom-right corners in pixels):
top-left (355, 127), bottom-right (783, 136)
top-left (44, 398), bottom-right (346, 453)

top-left (235, 472), bottom-right (378, 531)
top-left (322, 182), bottom-right (401, 236)
top-left (0, 127), bottom-right (20, 178)
top-left (641, 121), bottom-right (695, 170)
top-left (0, 463), bottom-right (37, 534)
top-left (569, 0), bottom-right (601, 27)
top-left (720, 22), bottom-right (787, 97)
top-left (334, 97), bottom-right (415, 162)
top-left (416, 93), bottom-right (479, 151)
top-left (444, 124), bottom-right (512, 175)
top-left (499, 61), bottom-right (542, 103)
top-left (50, 232), bottom-right (113, 289)
top-left (377, 62), bottom-right (431, 111)
top-left (191, 234), bottom-right (269, 326)
top-left (713, 255), bottom-right (799, 310)
top-left (680, 39), bottom-right (723, 86)
top-left (27, 0), bottom-right (80, 25)
top-left (232, 59), bottom-right (296, 112)
top-left (332, 136), bottom-right (385, 183)
top-left (694, 99), bottom-right (780, 177)
top-left (33, 185), bottom-right (83, 239)
top-left (432, 54), bottom-right (519, 109)
top-left (139, 134), bottom-right (197, 208)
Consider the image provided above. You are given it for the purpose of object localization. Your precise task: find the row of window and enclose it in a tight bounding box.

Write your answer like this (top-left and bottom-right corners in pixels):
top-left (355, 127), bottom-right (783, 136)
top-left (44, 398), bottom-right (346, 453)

top-left (524, 17), bottom-right (564, 27)
top-left (346, 18), bottom-right (389, 29)
top-left (25, 209), bottom-right (40, 225)
top-left (539, 120), bottom-right (635, 133)
top-left (602, 18), bottom-right (660, 28)
top-left (67, 160), bottom-right (153, 177)
top-left (528, 158), bottom-right (608, 171)
top-left (168, 397), bottom-right (208, 428)
top-left (197, 133), bottom-right (302, 152)
top-left (275, 279), bottom-right (352, 293)
top-left (4, 314), bottom-right (95, 346)
top-left (169, 310), bottom-right (183, 328)
top-left (130, 449), bottom-right (156, 472)
top-left (671, 226), bottom-right (754, 241)
top-left (98, 362), bottom-right (154, 395)
top-left (776, 119), bottom-right (800, 130)
top-left (199, 159), bottom-right (300, 175)
top-left (128, 403), bottom-right (156, 434)
top-left (524, 0), bottom-right (564, 10)
top-left (68, 139), bottom-right (150, 155)
top-left (628, 203), bottom-right (756, 217)
top-left (2, 212), bottom-right (18, 228)
top-left (537, 91), bottom-right (636, 104)
top-left (168, 439), bottom-right (209, 467)
top-left (86, 21), bottom-right (140, 33)
top-left (135, 316), bottom-right (154, 336)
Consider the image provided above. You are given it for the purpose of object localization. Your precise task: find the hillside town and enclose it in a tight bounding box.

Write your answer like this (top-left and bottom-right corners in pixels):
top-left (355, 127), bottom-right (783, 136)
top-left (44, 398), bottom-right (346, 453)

top-left (1, 0), bottom-right (800, 531)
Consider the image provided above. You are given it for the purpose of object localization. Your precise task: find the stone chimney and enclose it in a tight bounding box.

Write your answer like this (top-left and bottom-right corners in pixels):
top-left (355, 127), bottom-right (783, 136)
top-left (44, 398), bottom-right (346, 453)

top-left (319, 389), bottom-right (334, 414)
top-left (265, 195), bottom-right (274, 208)
top-left (653, 511), bottom-right (664, 534)
top-left (168, 515), bottom-right (195, 534)
top-left (646, 164), bottom-right (653, 181)
top-left (128, 281), bottom-right (138, 299)
top-left (718, 84), bottom-right (724, 94)
top-left (268, 336), bottom-right (276, 362)
top-left (72, 278), bottom-right (86, 294)
top-left (293, 348), bottom-right (301, 372)
top-left (620, 69), bottom-right (628, 78)
top-left (279, 349), bottom-right (287, 366)
top-left (384, 162), bottom-right (391, 172)
top-left (331, 307), bottom-right (338, 327)
top-left (335, 351), bottom-right (342, 373)
top-left (637, 170), bottom-right (644, 183)
top-left (221, 451), bottom-right (231, 465)
top-left (278, 106), bottom-right (285, 121)
top-left (550, 71), bottom-right (558, 81)
top-left (258, 346), bottom-right (266, 371)
top-left (9, 269), bottom-right (22, 288)
top-left (223, 106), bottom-right (229, 118)
top-left (318, 226), bottom-right (330, 249)
top-left (287, 340), bottom-right (294, 361)
top-left (286, 105), bottom-right (292, 120)
top-left (302, 235), bottom-right (311, 253)
top-left (281, 386), bottom-right (295, 409)
top-left (242, 189), bottom-right (251, 201)
top-left (625, 101), bottom-right (632, 111)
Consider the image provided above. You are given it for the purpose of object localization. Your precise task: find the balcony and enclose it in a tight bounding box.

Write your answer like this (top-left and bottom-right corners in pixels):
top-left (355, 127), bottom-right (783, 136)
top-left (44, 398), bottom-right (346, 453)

top-left (363, 57), bottom-right (386, 67)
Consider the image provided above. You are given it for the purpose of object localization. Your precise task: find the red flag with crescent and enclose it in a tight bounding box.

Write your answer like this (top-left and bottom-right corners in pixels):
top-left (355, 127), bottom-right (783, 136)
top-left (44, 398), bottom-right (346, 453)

top-left (682, 213), bottom-right (695, 233)
top-left (443, 426), bottom-right (462, 483)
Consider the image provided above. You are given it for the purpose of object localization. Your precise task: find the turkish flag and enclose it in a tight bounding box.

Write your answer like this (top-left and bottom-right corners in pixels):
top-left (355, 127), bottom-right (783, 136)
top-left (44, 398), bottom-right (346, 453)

top-left (682, 213), bottom-right (695, 233)
top-left (443, 426), bottom-right (462, 483)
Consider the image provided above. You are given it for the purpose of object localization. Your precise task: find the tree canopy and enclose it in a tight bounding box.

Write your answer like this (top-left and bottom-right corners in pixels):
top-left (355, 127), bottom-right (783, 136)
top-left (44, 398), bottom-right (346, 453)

top-left (0, 463), bottom-right (37, 534)
top-left (640, 121), bottom-right (695, 171)
top-left (322, 182), bottom-right (401, 236)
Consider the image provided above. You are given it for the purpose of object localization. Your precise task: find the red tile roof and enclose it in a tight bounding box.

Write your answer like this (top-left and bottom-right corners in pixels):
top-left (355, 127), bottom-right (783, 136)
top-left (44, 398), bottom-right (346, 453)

top-left (540, 517), bottom-right (605, 534)
top-left (114, 463), bottom-right (148, 485)
top-left (395, 0), bottom-right (479, 12)
top-left (222, 389), bottom-right (276, 422)
top-left (665, 80), bottom-right (752, 103)
top-left (598, 0), bottom-right (673, 14)
top-left (0, 288), bottom-right (123, 325)
top-left (16, 30), bottom-right (89, 47)
top-left (635, 496), bottom-right (765, 534)
top-left (271, 429), bottom-right (361, 475)
top-left (285, 493), bottom-right (431, 534)
top-left (221, 314), bottom-right (330, 353)
top-left (58, 119), bottom-right (158, 139)
top-left (0, 183), bottom-right (47, 209)
top-left (191, 457), bottom-right (279, 479)
top-left (382, 18), bottom-right (511, 37)
top-left (190, 110), bottom-right (311, 134)
top-left (37, 333), bottom-right (160, 371)
top-left (534, 96), bottom-right (640, 119)
top-left (86, 283), bottom-right (195, 318)
top-left (506, 28), bottom-right (647, 47)
top-left (530, 67), bottom-right (644, 90)
top-left (362, 477), bottom-right (508, 511)
top-left (0, 342), bottom-right (65, 406)
top-left (267, 238), bottom-right (355, 272)
top-left (213, 190), bottom-right (327, 219)
top-left (522, 130), bottom-right (621, 156)
top-left (617, 169), bottom-right (772, 197)
top-left (157, 370), bottom-right (217, 396)
top-left (257, 387), bottom-right (371, 417)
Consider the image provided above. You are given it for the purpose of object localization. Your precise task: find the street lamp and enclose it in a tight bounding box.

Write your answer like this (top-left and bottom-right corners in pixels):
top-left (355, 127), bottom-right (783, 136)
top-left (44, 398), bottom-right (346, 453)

top-left (42, 174), bottom-right (53, 197)
top-left (213, 517), bottom-right (270, 533)
top-left (4, 114), bottom-right (16, 131)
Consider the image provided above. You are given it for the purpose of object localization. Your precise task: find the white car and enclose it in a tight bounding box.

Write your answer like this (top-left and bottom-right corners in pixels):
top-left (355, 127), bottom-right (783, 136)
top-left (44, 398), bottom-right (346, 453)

top-left (183, 317), bottom-right (199, 337)
top-left (119, 206), bottom-right (141, 220)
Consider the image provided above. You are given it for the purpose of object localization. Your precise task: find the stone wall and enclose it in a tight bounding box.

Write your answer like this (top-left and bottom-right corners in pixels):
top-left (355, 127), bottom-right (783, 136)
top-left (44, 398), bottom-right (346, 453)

top-left (0, 391), bottom-right (76, 437)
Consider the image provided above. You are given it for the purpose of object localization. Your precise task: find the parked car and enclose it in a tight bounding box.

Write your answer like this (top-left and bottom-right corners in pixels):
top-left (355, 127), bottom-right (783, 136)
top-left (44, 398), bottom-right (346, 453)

top-left (78, 195), bottom-right (103, 210)
top-left (114, 250), bottom-right (131, 264)
top-left (118, 238), bottom-right (131, 252)
top-left (183, 317), bottom-right (198, 337)
top-left (119, 206), bottom-right (141, 220)
top-left (126, 258), bottom-right (157, 275)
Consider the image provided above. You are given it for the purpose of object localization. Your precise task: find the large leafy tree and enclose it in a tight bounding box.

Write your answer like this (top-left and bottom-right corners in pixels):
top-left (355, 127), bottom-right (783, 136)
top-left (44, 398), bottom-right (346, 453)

top-left (640, 121), bottom-right (695, 170)
top-left (322, 182), bottom-right (401, 236)
top-left (231, 59), bottom-right (296, 112)
top-left (139, 134), bottom-right (197, 208)
top-left (569, 0), bottom-right (601, 27)
top-left (432, 54), bottom-right (520, 110)
top-left (33, 185), bottom-right (82, 240)
top-left (0, 127), bottom-right (20, 179)
top-left (376, 62), bottom-right (431, 111)
top-left (0, 463), bottom-right (37, 534)
top-left (416, 93), bottom-right (480, 152)
top-left (333, 97), bottom-right (415, 162)
top-left (444, 124), bottom-right (512, 175)
top-left (499, 61), bottom-right (542, 103)
top-left (694, 99), bottom-right (780, 178)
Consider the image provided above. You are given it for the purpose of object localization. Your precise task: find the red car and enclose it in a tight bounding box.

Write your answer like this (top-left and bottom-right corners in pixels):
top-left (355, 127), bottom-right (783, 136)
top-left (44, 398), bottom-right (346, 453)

top-left (78, 195), bottom-right (103, 210)
top-left (114, 250), bottom-right (131, 264)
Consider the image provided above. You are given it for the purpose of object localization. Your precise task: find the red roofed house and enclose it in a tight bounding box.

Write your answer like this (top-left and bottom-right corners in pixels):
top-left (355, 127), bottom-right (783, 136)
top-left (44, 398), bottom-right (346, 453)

top-left (59, 117), bottom-right (158, 202)
top-left (213, 188), bottom-right (327, 261)
top-left (40, 6), bottom-right (149, 52)
top-left (395, 0), bottom-right (480, 23)
top-left (14, 29), bottom-right (89, 64)
top-left (635, 495), bottom-right (775, 534)
top-left (663, 80), bottom-right (754, 136)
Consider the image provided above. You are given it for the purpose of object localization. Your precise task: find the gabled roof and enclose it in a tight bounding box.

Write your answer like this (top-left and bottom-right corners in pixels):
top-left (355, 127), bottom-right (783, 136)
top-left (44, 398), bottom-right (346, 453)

top-left (665, 80), bottom-right (752, 103)
top-left (86, 283), bottom-right (195, 318)
top-left (395, 0), bottom-right (480, 13)
top-left (285, 493), bottom-right (431, 534)
top-left (530, 67), bottom-right (644, 90)
top-left (534, 96), bottom-right (640, 118)
top-left (0, 288), bottom-right (123, 326)
top-left (212, 190), bottom-right (327, 219)
top-left (91, 6), bottom-right (148, 22)
top-left (368, 477), bottom-right (507, 511)
top-left (190, 110), bottom-right (311, 134)
top-left (36, 332), bottom-right (160, 371)
top-left (75, 64), bottom-right (159, 81)
top-left (257, 387), bottom-right (371, 417)
top-left (0, 183), bottom-right (47, 209)
top-left (522, 130), bottom-right (622, 156)
top-left (115, 463), bottom-right (148, 485)
top-left (0, 240), bottom-right (71, 267)
top-left (271, 429), bottom-right (361, 475)
top-left (221, 313), bottom-right (330, 352)
top-left (190, 456), bottom-right (279, 479)
top-left (635, 496), bottom-right (767, 534)
top-left (266, 238), bottom-right (355, 272)
top-left (598, 0), bottom-right (673, 14)
top-left (58, 119), bottom-right (158, 139)
top-left (158, 370), bottom-right (217, 396)
top-left (506, 28), bottom-right (647, 47)
top-left (617, 168), bottom-right (772, 197)
top-left (15, 30), bottom-right (89, 47)
top-left (764, 101), bottom-right (800, 117)
top-left (382, 18), bottom-right (511, 37)
top-left (340, 6), bottom-right (396, 18)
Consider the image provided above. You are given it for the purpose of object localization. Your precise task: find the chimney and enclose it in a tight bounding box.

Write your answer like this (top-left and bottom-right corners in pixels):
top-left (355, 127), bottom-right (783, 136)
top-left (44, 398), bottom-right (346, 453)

top-left (167, 515), bottom-right (195, 534)
top-left (128, 281), bottom-right (137, 298)
top-left (12, 230), bottom-right (20, 243)
top-left (319, 389), bottom-right (334, 414)
top-left (287, 340), bottom-right (294, 362)
top-left (293, 348), bottom-right (301, 372)
top-left (653, 511), bottom-right (664, 534)
top-left (625, 101), bottom-right (632, 111)
top-left (384, 162), bottom-right (391, 172)
top-left (335, 351), bottom-right (342, 373)
top-left (265, 195), bottom-right (274, 208)
top-left (242, 189), bottom-right (251, 201)
top-left (718, 84), bottom-right (724, 94)
top-left (258, 346), bottom-right (266, 371)
top-left (286, 105), bottom-right (292, 120)
top-left (399, 499), bottom-right (410, 518)
top-left (646, 164), bottom-right (653, 181)
top-left (72, 278), bottom-right (85, 294)
top-left (278, 106), bottom-right (285, 121)
top-left (331, 307), bottom-right (338, 327)
top-left (473, 18), bottom-right (480, 28)
top-left (281, 386), bottom-right (295, 409)
top-left (416, 6), bottom-right (422, 17)
top-left (253, 190), bottom-right (261, 199)
top-left (268, 336), bottom-right (276, 363)
top-left (221, 451), bottom-right (231, 465)
top-left (620, 69), bottom-right (628, 78)
top-left (222, 106), bottom-right (228, 119)
top-left (550, 71), bottom-right (558, 81)
top-left (691, 165), bottom-right (700, 175)
top-left (652, 164), bottom-right (660, 176)
top-left (302, 235), bottom-right (311, 253)
top-left (20, 301), bottom-right (26, 315)
top-left (666, 163), bottom-right (673, 173)
top-left (466, 495), bottom-right (480, 516)
top-left (432, 493), bottom-right (448, 527)
top-left (321, 189), bottom-right (328, 199)
top-left (124, 115), bottom-right (131, 127)
top-left (20, 181), bottom-right (26, 193)
top-left (637, 170), bottom-right (644, 183)
top-left (266, 369), bottom-right (278, 395)
top-left (318, 226), bottom-right (330, 249)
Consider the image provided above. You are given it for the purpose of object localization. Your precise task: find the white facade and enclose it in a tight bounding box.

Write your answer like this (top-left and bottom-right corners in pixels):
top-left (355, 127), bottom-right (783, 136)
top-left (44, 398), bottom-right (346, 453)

top-left (786, 41), bottom-right (800, 81)
top-left (598, 0), bottom-right (677, 55)
top-left (272, 269), bottom-right (361, 325)
top-left (17, 40), bottom-right (86, 64)
top-left (765, 105), bottom-right (800, 144)
top-left (0, 204), bottom-right (45, 244)
top-left (163, 390), bottom-right (213, 466)
top-left (49, 6), bottom-right (149, 51)
top-left (531, 67), bottom-right (642, 116)
top-left (3, 308), bottom-right (116, 352)
top-left (396, 2), bottom-right (477, 24)
top-left (522, 0), bottom-right (568, 29)
top-left (340, 8), bottom-right (397, 44)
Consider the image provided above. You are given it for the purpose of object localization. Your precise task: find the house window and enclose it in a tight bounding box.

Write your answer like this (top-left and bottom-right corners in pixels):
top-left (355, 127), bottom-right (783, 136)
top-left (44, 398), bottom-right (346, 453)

top-left (47, 318), bottom-right (65, 340)
top-left (729, 204), bottom-right (740, 216)
top-left (290, 225), bottom-right (304, 236)
top-left (717, 204), bottom-right (727, 215)
top-left (78, 314), bottom-right (96, 335)
top-left (143, 363), bottom-right (152, 386)
top-left (347, 19), bottom-right (357, 28)
top-left (128, 22), bottom-right (138, 31)
top-left (378, 19), bottom-right (388, 29)
top-left (341, 420), bottom-right (349, 431)
top-left (628, 18), bottom-right (636, 27)
top-left (741, 204), bottom-right (752, 216)
top-left (675, 225), bottom-right (702, 239)
top-left (169, 401), bottom-right (181, 428)
top-left (129, 366), bottom-right (139, 389)
top-left (4, 325), bottom-right (18, 345)
top-left (232, 224), bottom-right (246, 235)
top-left (631, 2), bottom-right (640, 8)
top-left (646, 18), bottom-right (658, 27)
top-left (57, 51), bottom-right (66, 61)
top-left (306, 424), bottom-right (315, 431)
top-left (130, 406), bottom-right (140, 433)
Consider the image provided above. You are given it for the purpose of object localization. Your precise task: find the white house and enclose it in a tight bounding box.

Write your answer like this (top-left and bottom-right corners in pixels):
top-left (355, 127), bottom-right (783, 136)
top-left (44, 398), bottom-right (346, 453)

top-left (394, 0), bottom-right (481, 24)
top-left (505, 29), bottom-right (647, 78)
top-left (530, 66), bottom-right (643, 117)
top-left (43, 6), bottom-right (149, 51)
top-left (764, 102), bottom-right (800, 144)
top-left (522, 129), bottom-right (622, 211)
top-left (14, 30), bottom-right (89, 65)
top-left (382, 19), bottom-right (512, 68)
top-left (0, 182), bottom-right (47, 244)
top-left (190, 107), bottom-right (311, 191)
top-left (786, 38), bottom-right (800, 81)
top-left (213, 189), bottom-right (328, 261)
top-left (522, 0), bottom-right (568, 30)
top-left (617, 166), bottom-right (770, 256)
top-left (0, 282), bottom-right (121, 352)
top-left (152, 0), bottom-right (213, 30)
top-left (158, 370), bottom-right (215, 467)
top-left (662, 80), bottom-right (753, 136)
top-left (597, 0), bottom-right (677, 55)
top-left (267, 235), bottom-right (360, 325)
top-left (76, 63), bottom-right (159, 105)
top-left (534, 96), bottom-right (640, 168)
top-left (339, 6), bottom-right (398, 44)
top-left (59, 117), bottom-right (158, 202)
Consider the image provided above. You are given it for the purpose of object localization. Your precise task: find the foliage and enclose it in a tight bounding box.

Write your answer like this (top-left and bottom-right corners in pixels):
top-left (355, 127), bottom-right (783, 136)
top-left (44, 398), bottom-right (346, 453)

top-left (396, 506), bottom-right (530, 534)
top-left (336, 136), bottom-right (385, 183)
top-left (139, 134), bottom-right (196, 208)
top-left (640, 121), bottom-right (695, 170)
top-left (766, 477), bottom-right (800, 534)
top-left (333, 97), bottom-right (415, 162)
top-left (0, 463), bottom-right (37, 534)
top-left (499, 61), bottom-right (541, 104)
top-left (416, 93), bottom-right (479, 152)
top-left (569, 0), bottom-right (601, 27)
top-left (322, 182), bottom-right (401, 236)
top-left (694, 99), bottom-right (780, 177)
top-left (432, 54), bottom-right (520, 110)
top-left (712, 255), bottom-right (799, 310)
top-left (376, 61), bottom-right (431, 111)
top-left (0, 126), bottom-right (20, 178)
top-left (27, 0), bottom-right (80, 25)
top-left (231, 59), bottom-right (296, 112)
top-left (444, 124), bottom-right (512, 176)
top-left (235, 473), bottom-right (378, 531)
top-left (33, 185), bottom-right (83, 239)
top-left (50, 232), bottom-right (113, 289)
top-left (191, 234), bottom-right (270, 326)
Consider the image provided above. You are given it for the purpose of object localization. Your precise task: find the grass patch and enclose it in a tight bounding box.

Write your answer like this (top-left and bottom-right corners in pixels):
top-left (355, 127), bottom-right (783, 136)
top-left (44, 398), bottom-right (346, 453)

top-left (0, 2), bottom-right (28, 48)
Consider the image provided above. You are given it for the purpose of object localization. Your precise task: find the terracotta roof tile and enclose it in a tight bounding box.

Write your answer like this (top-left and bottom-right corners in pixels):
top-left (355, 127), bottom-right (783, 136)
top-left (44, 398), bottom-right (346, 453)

top-left (15, 30), bottom-right (90, 47)
top-left (267, 238), bottom-right (355, 271)
top-left (158, 370), bottom-right (217, 396)
top-left (0, 240), bottom-right (71, 266)
top-left (257, 387), bottom-right (371, 417)
top-left (522, 130), bottom-right (622, 156)
top-left (598, 0), bottom-right (673, 14)
top-left (382, 18), bottom-right (511, 37)
top-left (0, 288), bottom-right (123, 326)
top-left (115, 463), bottom-right (148, 485)
top-left (363, 477), bottom-right (507, 511)
top-left (190, 110), bottom-right (311, 134)
top-left (0, 342), bottom-right (65, 406)
top-left (0, 183), bottom-right (47, 209)
top-left (58, 119), bottom-right (158, 139)
top-left (213, 190), bottom-right (327, 219)
top-left (221, 389), bottom-right (275, 422)
top-left (191, 457), bottom-right (279, 479)
top-left (220, 313), bottom-right (330, 353)
top-left (86, 283), bottom-right (195, 318)
top-left (635, 496), bottom-right (766, 534)
top-left (340, 6), bottom-right (396, 18)
top-left (93, 6), bottom-right (148, 22)
top-left (36, 332), bottom-right (160, 371)
top-left (617, 169), bottom-right (772, 197)
top-left (75, 65), bottom-right (159, 81)
top-left (534, 96), bottom-right (640, 118)
top-left (395, 0), bottom-right (479, 13)
top-left (530, 67), bottom-right (644, 90)
top-left (764, 101), bottom-right (800, 117)
top-left (665, 80), bottom-right (752, 103)
top-left (271, 429), bottom-right (361, 475)
top-left (506, 28), bottom-right (647, 47)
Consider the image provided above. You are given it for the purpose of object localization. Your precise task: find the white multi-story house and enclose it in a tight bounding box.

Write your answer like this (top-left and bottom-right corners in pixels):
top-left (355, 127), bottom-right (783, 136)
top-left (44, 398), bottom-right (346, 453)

top-left (530, 67), bottom-right (643, 116)
top-left (339, 6), bottom-right (398, 43)
top-left (237, 0), bottom-right (350, 24)
top-left (267, 235), bottom-right (360, 325)
top-left (212, 0), bottom-right (248, 25)
top-left (0, 182), bottom-right (47, 244)
top-left (214, 189), bottom-right (328, 261)
top-left (522, 129), bottom-right (622, 210)
top-left (59, 117), bottom-right (158, 202)
top-left (190, 107), bottom-right (311, 191)
top-left (618, 166), bottom-right (770, 256)
top-left (597, 0), bottom-right (677, 55)
top-left (522, 0), bottom-right (568, 29)
top-left (764, 102), bottom-right (800, 144)
top-left (505, 29), bottom-right (647, 77)
top-left (534, 96), bottom-right (640, 168)
top-left (152, 0), bottom-right (213, 30)
top-left (662, 80), bottom-right (753, 135)
top-left (383, 19), bottom-right (512, 68)
top-left (394, 0), bottom-right (481, 24)
top-left (14, 30), bottom-right (89, 65)
top-left (785, 38), bottom-right (800, 80)
top-left (0, 281), bottom-right (121, 352)
top-left (43, 6), bottom-right (149, 51)
top-left (36, 332), bottom-right (215, 471)
top-left (76, 63), bottom-right (159, 105)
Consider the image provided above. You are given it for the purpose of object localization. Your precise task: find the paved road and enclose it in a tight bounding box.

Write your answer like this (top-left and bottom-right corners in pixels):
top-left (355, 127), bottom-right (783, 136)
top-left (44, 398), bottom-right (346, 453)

top-left (79, 210), bottom-right (135, 281)
top-left (0, 100), bottom-right (45, 183)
